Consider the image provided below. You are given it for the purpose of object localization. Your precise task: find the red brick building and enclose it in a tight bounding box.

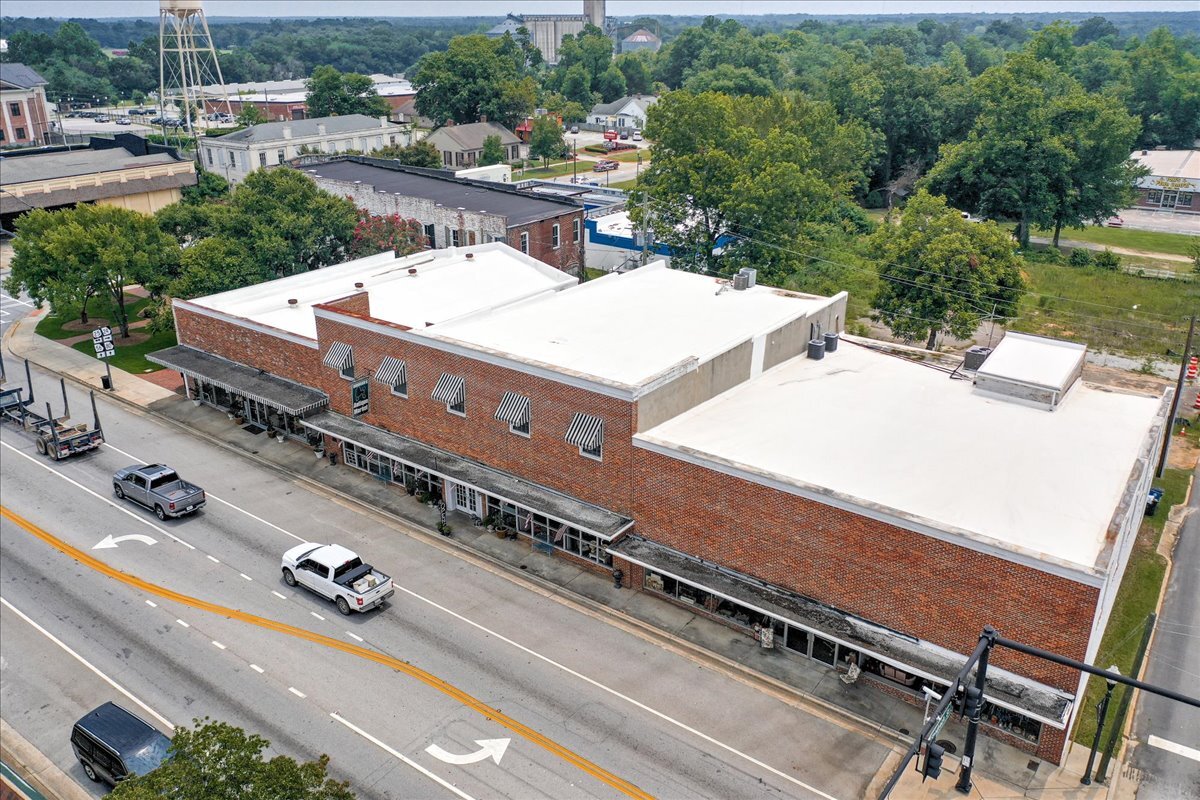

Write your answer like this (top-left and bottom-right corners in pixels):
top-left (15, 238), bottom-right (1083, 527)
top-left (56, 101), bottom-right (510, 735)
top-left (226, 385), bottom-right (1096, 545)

top-left (151, 246), bottom-right (1167, 765)
top-left (1, 63), bottom-right (52, 147)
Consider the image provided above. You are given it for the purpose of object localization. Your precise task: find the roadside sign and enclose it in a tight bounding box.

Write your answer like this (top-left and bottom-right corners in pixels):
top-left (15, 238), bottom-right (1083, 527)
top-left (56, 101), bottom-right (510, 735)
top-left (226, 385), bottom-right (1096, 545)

top-left (928, 704), bottom-right (952, 742)
top-left (92, 326), bottom-right (116, 359)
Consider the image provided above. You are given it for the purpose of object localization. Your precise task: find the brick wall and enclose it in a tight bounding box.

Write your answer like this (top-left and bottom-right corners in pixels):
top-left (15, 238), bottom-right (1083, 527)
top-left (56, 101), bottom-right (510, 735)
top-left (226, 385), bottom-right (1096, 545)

top-left (175, 306), bottom-right (320, 386)
top-left (510, 212), bottom-right (585, 274)
top-left (312, 312), bottom-right (636, 514)
top-left (630, 448), bottom-right (1099, 693)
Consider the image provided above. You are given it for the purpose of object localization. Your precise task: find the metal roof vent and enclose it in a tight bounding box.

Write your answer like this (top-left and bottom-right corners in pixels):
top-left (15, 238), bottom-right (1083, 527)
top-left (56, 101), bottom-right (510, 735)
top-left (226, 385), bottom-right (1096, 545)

top-left (733, 272), bottom-right (750, 291)
top-left (737, 267), bottom-right (757, 288)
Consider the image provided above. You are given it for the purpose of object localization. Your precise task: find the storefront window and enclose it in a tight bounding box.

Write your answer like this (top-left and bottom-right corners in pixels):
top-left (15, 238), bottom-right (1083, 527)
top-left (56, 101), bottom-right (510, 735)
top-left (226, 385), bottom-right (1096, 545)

top-left (484, 498), bottom-right (611, 566)
top-left (785, 626), bottom-right (810, 655)
top-left (812, 636), bottom-right (837, 666)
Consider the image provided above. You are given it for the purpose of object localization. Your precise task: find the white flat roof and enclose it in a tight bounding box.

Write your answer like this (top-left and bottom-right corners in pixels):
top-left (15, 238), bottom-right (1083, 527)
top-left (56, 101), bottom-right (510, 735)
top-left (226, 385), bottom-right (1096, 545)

top-left (975, 332), bottom-right (1085, 392)
top-left (182, 244), bottom-right (575, 339)
top-left (636, 341), bottom-right (1163, 571)
top-left (425, 262), bottom-right (832, 388)
top-left (1131, 149), bottom-right (1200, 180)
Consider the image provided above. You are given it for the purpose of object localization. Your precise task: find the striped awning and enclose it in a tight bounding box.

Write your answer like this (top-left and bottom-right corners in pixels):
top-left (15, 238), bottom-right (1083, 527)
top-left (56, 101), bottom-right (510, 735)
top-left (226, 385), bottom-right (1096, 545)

top-left (146, 346), bottom-right (328, 416)
top-left (431, 373), bottom-right (465, 405)
top-left (323, 341), bottom-right (353, 371)
top-left (565, 412), bottom-right (603, 451)
top-left (374, 357), bottom-right (406, 387)
top-left (494, 391), bottom-right (530, 426)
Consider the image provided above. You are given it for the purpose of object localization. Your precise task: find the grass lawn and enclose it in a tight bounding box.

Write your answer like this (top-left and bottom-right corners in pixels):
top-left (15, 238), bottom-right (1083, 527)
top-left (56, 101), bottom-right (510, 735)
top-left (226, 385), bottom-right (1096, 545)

top-left (605, 150), bottom-right (646, 163)
top-left (1071, 467), bottom-right (1189, 747)
top-left (35, 295), bottom-right (153, 340)
top-left (70, 325), bottom-right (177, 374)
top-left (1032, 225), bottom-right (1197, 258)
top-left (609, 177), bottom-right (639, 190)
top-left (518, 162), bottom-right (587, 180)
top-left (1012, 261), bottom-right (1197, 357)
top-left (583, 268), bottom-right (608, 281)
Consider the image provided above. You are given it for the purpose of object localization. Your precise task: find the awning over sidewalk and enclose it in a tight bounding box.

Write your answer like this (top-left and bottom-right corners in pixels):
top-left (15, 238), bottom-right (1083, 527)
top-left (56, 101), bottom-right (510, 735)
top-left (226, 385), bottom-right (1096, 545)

top-left (608, 535), bottom-right (1074, 728)
top-left (301, 411), bottom-right (633, 539)
top-left (147, 346), bottom-right (328, 416)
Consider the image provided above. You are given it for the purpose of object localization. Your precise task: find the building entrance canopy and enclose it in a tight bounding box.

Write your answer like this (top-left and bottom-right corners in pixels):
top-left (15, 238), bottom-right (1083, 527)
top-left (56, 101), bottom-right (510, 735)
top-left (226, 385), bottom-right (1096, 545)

top-left (301, 411), bottom-right (633, 539)
top-left (608, 535), bottom-right (1074, 728)
top-left (147, 346), bottom-right (328, 415)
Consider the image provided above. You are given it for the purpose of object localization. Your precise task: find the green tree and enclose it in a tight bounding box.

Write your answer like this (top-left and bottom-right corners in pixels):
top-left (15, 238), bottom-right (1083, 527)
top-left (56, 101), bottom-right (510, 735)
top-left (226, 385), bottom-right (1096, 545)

top-left (479, 134), bottom-right (506, 166)
top-left (7, 205), bottom-right (179, 337)
top-left (373, 140), bottom-right (442, 168)
top-left (1073, 16), bottom-right (1119, 46)
top-left (1124, 28), bottom-right (1200, 148)
top-left (108, 718), bottom-right (354, 800)
top-left (348, 209), bottom-right (427, 258)
top-left (871, 190), bottom-right (1024, 350)
top-left (683, 65), bottom-right (776, 97)
top-left (167, 236), bottom-right (271, 302)
top-left (615, 53), bottom-right (652, 95)
top-left (925, 54), bottom-right (1077, 248)
top-left (529, 116), bottom-right (566, 166)
top-left (560, 63), bottom-right (594, 108)
top-left (182, 171), bottom-right (230, 205)
top-left (305, 65), bottom-right (389, 118)
top-left (595, 64), bottom-right (628, 103)
top-left (236, 104), bottom-right (268, 127)
top-left (411, 35), bottom-right (524, 126)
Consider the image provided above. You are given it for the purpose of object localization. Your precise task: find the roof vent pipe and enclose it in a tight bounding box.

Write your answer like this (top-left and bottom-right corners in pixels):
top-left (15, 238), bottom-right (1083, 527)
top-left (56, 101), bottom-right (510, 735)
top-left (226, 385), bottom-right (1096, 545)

top-left (287, 298), bottom-right (298, 306)
top-left (354, 282), bottom-right (364, 289)
top-left (408, 268), bottom-right (418, 276)
top-left (465, 253), bottom-right (474, 260)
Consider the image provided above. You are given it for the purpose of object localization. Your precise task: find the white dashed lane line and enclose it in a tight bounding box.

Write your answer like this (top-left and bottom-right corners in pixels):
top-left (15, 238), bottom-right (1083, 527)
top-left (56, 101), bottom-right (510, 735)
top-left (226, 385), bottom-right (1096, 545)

top-left (288, 687), bottom-right (306, 698)
top-left (211, 640), bottom-right (226, 650)
top-left (250, 664), bottom-right (265, 674)
top-left (271, 591), bottom-right (287, 600)
top-left (311, 612), bottom-right (325, 621)
top-left (175, 619), bottom-right (190, 628)
top-left (240, 573), bottom-right (253, 581)
top-left (346, 632), bottom-right (363, 642)
top-left (206, 555), bottom-right (220, 564)
top-left (145, 600), bottom-right (157, 608)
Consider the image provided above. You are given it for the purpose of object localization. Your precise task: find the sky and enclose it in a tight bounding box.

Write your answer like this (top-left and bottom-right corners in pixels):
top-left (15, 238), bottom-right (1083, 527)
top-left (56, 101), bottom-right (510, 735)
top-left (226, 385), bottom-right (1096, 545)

top-left (2, 0), bottom-right (1197, 18)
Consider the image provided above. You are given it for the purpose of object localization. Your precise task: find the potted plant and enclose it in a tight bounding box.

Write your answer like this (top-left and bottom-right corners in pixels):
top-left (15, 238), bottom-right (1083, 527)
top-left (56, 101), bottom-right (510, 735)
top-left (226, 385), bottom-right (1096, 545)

top-left (266, 428), bottom-right (277, 439)
top-left (436, 522), bottom-right (453, 536)
top-left (415, 490), bottom-right (429, 504)
top-left (404, 479), bottom-right (416, 496)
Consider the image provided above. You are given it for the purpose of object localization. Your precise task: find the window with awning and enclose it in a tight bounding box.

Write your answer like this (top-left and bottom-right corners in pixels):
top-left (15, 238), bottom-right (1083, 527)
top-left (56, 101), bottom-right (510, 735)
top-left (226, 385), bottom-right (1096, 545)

top-left (432, 373), bottom-right (466, 415)
top-left (374, 357), bottom-right (407, 396)
top-left (323, 342), bottom-right (354, 378)
top-left (565, 412), bottom-right (603, 460)
top-left (495, 391), bottom-right (531, 436)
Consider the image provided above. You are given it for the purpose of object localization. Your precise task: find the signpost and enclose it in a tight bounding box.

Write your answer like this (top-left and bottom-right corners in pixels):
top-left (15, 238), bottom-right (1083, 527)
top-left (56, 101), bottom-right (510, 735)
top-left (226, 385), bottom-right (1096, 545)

top-left (92, 326), bottom-right (115, 390)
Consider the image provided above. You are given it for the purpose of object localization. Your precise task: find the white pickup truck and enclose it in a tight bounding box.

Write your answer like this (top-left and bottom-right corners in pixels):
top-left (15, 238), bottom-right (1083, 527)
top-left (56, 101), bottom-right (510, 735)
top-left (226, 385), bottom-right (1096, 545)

top-left (281, 543), bottom-right (394, 615)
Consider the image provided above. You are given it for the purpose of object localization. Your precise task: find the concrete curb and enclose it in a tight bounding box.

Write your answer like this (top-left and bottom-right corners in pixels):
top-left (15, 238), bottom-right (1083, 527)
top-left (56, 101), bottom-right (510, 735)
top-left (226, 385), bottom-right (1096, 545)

top-left (3, 320), bottom-right (908, 755)
top-left (0, 719), bottom-right (90, 800)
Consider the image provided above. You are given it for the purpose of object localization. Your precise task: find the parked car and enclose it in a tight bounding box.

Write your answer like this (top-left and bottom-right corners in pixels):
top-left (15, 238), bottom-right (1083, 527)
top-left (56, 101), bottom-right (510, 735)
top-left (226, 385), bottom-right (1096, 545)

top-left (632, 130), bottom-right (643, 141)
top-left (1105, 216), bottom-right (1124, 227)
top-left (281, 542), bottom-right (394, 615)
top-left (113, 464), bottom-right (206, 520)
top-left (593, 159), bottom-right (619, 172)
top-left (619, 130), bottom-right (629, 140)
top-left (959, 211), bottom-right (981, 223)
top-left (569, 125), bottom-right (579, 134)
top-left (115, 117), bottom-right (132, 125)
top-left (71, 702), bottom-right (171, 787)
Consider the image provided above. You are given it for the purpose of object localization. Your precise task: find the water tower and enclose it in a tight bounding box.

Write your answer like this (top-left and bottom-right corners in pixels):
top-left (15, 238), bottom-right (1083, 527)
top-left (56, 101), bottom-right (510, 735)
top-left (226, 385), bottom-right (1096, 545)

top-left (159, 0), bottom-right (231, 134)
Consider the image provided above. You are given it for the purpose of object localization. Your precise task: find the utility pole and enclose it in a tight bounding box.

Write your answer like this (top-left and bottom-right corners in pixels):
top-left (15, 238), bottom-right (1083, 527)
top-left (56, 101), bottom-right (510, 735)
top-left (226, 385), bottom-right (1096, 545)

top-left (1158, 314), bottom-right (1195, 477)
top-left (639, 192), bottom-right (650, 266)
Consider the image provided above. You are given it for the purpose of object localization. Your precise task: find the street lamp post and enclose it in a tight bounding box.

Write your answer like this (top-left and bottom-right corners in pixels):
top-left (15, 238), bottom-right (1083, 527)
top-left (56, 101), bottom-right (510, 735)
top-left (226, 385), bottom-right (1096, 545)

top-left (1081, 666), bottom-right (1120, 785)
top-left (572, 138), bottom-right (577, 184)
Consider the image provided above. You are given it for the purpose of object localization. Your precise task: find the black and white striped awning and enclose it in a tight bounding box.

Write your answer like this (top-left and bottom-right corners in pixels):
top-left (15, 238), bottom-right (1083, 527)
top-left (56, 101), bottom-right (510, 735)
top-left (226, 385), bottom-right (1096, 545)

top-left (323, 341), bottom-right (353, 370)
top-left (565, 412), bottom-right (603, 451)
top-left (431, 373), bottom-right (465, 405)
top-left (494, 391), bottom-right (530, 426)
top-left (374, 357), bottom-right (406, 387)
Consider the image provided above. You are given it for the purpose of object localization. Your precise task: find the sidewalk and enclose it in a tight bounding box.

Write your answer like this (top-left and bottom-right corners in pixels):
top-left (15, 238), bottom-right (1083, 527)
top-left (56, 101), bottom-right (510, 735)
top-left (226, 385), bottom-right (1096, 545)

top-left (2, 309), bottom-right (1125, 800)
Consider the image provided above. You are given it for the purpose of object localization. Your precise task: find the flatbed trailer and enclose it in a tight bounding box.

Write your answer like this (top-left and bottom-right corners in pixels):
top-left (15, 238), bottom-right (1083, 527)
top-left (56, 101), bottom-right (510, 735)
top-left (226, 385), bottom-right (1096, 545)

top-left (0, 359), bottom-right (104, 460)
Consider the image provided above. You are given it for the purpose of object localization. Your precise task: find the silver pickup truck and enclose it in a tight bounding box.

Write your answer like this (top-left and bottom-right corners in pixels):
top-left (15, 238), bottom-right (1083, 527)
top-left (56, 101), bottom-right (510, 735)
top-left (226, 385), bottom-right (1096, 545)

top-left (113, 464), bottom-right (206, 520)
top-left (281, 543), bottom-right (394, 615)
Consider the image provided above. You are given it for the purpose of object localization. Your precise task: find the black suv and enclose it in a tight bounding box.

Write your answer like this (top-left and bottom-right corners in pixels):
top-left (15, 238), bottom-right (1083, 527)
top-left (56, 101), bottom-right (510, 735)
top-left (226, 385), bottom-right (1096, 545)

top-left (71, 702), bottom-right (171, 786)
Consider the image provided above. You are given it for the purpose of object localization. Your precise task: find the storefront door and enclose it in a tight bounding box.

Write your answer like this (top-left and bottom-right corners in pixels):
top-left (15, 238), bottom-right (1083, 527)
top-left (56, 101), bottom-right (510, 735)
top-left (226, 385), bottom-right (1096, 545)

top-left (245, 399), bottom-right (270, 427)
top-left (449, 483), bottom-right (481, 517)
top-left (1161, 190), bottom-right (1178, 209)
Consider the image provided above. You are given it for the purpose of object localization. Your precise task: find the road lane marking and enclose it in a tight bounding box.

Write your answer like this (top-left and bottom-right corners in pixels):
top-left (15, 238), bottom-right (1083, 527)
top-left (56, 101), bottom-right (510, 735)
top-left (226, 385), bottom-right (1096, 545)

top-left (0, 596), bottom-right (175, 730)
top-left (288, 687), bottom-right (306, 698)
top-left (240, 573), bottom-right (253, 581)
top-left (1, 504), bottom-right (656, 800)
top-left (331, 713), bottom-right (477, 800)
top-left (271, 591), bottom-right (287, 599)
top-left (94, 533), bottom-right (157, 550)
top-left (394, 584), bottom-right (839, 800)
top-left (211, 640), bottom-right (226, 650)
top-left (250, 664), bottom-right (264, 673)
top-left (311, 612), bottom-right (326, 621)
top-left (1148, 735), bottom-right (1200, 763)
top-left (206, 555), bottom-right (220, 563)
top-left (100, 441), bottom-right (306, 543)
top-left (145, 600), bottom-right (157, 608)
top-left (0, 441), bottom-right (197, 550)
top-left (175, 619), bottom-right (190, 628)
top-left (346, 632), bottom-right (363, 642)
top-left (426, 739), bottom-right (510, 766)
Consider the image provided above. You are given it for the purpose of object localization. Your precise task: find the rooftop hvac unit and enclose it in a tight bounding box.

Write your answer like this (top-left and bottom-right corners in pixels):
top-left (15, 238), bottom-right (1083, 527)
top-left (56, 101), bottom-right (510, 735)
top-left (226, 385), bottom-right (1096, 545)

top-left (963, 346), bottom-right (993, 372)
top-left (807, 339), bottom-right (825, 360)
top-left (733, 273), bottom-right (750, 291)
top-left (737, 267), bottom-right (757, 288)
top-left (823, 331), bottom-right (839, 352)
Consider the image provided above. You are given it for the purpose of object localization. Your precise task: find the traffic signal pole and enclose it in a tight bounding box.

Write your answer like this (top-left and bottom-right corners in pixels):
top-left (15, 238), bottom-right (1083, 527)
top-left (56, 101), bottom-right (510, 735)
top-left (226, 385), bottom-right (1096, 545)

top-left (954, 626), bottom-right (995, 793)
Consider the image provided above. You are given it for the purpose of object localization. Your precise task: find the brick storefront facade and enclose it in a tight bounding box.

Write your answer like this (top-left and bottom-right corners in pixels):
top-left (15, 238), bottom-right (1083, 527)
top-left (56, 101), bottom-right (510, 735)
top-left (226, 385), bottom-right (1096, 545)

top-left (175, 305), bottom-right (319, 386)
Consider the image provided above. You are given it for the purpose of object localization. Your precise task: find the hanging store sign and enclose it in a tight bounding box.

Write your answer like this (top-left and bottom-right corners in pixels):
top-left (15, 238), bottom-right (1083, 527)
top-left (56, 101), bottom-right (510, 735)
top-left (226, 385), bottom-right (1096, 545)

top-left (350, 377), bottom-right (370, 416)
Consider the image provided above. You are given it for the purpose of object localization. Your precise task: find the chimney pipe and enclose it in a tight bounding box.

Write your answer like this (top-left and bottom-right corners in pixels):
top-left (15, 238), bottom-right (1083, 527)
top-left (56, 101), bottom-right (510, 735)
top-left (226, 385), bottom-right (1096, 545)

top-left (354, 282), bottom-right (364, 289)
top-left (287, 298), bottom-right (298, 306)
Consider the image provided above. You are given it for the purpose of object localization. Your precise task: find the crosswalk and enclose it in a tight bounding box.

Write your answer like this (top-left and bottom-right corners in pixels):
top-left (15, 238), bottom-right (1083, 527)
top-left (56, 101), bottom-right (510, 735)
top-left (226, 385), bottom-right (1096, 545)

top-left (0, 287), bottom-right (34, 334)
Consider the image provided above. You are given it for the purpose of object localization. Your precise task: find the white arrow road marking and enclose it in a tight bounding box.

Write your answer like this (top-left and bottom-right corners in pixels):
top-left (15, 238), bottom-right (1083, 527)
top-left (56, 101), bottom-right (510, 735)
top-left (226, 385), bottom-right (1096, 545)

top-left (425, 739), bottom-right (510, 766)
top-left (93, 533), bottom-right (158, 550)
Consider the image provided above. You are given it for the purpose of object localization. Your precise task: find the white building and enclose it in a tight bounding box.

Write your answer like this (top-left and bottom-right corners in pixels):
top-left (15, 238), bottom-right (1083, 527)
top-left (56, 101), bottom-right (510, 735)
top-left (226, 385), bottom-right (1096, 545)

top-left (588, 95), bottom-right (658, 130)
top-left (197, 115), bottom-right (410, 185)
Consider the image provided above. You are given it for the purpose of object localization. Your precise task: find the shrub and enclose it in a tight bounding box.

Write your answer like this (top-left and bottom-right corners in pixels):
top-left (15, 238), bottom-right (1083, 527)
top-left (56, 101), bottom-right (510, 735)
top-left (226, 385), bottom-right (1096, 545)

top-left (864, 190), bottom-right (886, 209)
top-left (1069, 248), bottom-right (1094, 268)
top-left (1094, 249), bottom-right (1121, 270)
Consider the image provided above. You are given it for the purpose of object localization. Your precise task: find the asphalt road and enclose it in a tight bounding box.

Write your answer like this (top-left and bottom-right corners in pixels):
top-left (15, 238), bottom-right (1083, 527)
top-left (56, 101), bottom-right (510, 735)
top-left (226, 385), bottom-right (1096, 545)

top-left (1128, 461), bottom-right (1200, 798)
top-left (0, 360), bottom-right (890, 799)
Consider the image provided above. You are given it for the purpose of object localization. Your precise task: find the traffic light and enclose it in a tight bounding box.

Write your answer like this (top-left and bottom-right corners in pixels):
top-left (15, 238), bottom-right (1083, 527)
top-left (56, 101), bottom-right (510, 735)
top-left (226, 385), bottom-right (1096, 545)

top-left (963, 686), bottom-right (983, 719)
top-left (922, 742), bottom-right (945, 781)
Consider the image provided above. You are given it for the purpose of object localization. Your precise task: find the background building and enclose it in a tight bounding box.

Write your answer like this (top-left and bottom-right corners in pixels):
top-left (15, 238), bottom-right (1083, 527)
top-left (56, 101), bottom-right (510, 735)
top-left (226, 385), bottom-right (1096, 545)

top-left (619, 28), bottom-right (661, 54)
top-left (202, 75), bottom-right (415, 122)
top-left (1129, 148), bottom-right (1198, 213)
top-left (588, 95), bottom-right (658, 129)
top-left (488, 0), bottom-right (607, 65)
top-left (197, 115), bottom-right (409, 185)
top-left (0, 63), bottom-right (52, 146)
top-left (423, 121), bottom-right (522, 168)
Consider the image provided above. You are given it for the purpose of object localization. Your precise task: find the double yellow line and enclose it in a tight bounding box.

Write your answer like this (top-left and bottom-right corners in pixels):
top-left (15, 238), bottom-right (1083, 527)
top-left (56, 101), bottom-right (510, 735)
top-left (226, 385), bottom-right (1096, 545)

top-left (0, 504), bottom-right (655, 800)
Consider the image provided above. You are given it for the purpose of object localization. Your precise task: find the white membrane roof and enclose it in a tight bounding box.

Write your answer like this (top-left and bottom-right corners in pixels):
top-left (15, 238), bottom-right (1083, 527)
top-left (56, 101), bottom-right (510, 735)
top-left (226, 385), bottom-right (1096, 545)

top-left (975, 332), bottom-right (1085, 392)
top-left (637, 340), bottom-right (1163, 571)
top-left (183, 244), bottom-right (575, 339)
top-left (426, 262), bottom-right (832, 388)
